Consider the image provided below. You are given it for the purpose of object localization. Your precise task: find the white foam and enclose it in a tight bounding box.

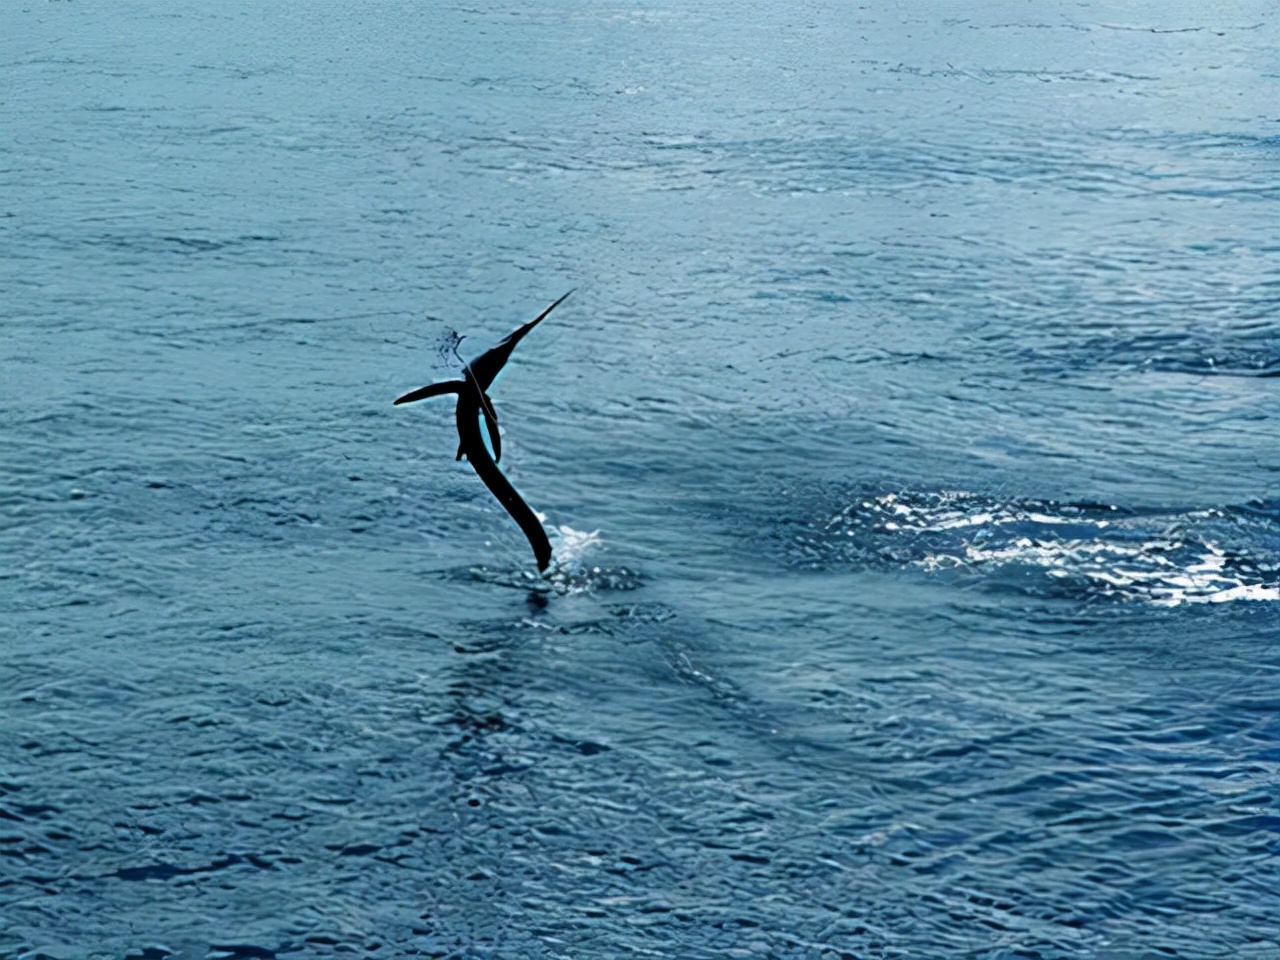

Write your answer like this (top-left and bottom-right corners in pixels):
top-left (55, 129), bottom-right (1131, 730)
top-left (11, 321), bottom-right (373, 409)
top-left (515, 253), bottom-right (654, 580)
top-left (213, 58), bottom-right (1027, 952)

top-left (865, 492), bottom-right (1277, 607)
top-left (917, 535), bottom-right (1277, 606)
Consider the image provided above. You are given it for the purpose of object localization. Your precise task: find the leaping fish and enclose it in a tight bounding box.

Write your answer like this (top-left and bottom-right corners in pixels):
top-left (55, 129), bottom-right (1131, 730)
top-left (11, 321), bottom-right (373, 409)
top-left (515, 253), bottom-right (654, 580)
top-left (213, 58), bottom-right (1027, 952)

top-left (393, 290), bottom-right (573, 571)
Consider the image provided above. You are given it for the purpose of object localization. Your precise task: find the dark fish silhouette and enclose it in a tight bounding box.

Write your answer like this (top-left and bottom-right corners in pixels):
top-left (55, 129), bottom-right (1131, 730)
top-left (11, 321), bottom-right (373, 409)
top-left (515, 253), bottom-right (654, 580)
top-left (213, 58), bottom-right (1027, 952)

top-left (394, 291), bottom-right (573, 571)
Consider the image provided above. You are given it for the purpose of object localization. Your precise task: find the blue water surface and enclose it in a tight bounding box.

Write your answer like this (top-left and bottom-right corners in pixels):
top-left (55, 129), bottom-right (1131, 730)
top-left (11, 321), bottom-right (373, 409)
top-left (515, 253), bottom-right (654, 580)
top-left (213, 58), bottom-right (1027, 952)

top-left (2, 3), bottom-right (1278, 958)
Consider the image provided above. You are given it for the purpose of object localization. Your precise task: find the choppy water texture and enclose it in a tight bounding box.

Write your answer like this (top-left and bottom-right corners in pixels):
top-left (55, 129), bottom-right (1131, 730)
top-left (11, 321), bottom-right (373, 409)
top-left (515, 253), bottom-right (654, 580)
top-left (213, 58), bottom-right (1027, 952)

top-left (3, 3), bottom-right (1279, 958)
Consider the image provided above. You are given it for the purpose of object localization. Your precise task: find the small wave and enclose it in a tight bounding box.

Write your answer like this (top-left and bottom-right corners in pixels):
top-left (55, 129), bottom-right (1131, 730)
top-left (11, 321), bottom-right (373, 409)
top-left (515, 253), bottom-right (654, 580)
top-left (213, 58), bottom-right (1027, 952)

top-left (792, 491), bottom-right (1279, 607)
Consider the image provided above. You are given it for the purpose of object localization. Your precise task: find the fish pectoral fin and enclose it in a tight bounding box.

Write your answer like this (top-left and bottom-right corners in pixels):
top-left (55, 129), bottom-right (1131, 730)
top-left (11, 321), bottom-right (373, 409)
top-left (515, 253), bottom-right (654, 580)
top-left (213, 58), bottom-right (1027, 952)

top-left (393, 379), bottom-right (464, 405)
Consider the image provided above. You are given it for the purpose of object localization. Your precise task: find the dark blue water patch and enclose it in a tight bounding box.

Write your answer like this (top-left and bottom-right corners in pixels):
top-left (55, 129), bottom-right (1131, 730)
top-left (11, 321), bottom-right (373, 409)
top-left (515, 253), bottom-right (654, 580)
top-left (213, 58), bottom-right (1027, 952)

top-left (206, 946), bottom-right (277, 960)
top-left (123, 949), bottom-right (174, 960)
top-left (113, 855), bottom-right (251, 883)
top-left (1010, 320), bottom-right (1280, 380)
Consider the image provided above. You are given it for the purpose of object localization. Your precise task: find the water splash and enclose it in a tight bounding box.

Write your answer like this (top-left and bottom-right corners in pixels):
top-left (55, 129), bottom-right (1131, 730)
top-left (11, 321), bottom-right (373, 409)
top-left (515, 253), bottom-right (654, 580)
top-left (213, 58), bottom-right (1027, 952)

top-left (434, 326), bottom-right (467, 373)
top-left (455, 526), bottom-right (641, 594)
top-left (551, 523), bottom-right (603, 565)
top-left (541, 525), bottom-right (645, 594)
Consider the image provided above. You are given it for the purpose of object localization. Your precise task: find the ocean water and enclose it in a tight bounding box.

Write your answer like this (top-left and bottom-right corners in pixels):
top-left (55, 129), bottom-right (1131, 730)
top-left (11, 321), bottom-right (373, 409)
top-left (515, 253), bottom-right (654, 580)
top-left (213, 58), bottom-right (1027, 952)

top-left (2, 3), bottom-right (1278, 958)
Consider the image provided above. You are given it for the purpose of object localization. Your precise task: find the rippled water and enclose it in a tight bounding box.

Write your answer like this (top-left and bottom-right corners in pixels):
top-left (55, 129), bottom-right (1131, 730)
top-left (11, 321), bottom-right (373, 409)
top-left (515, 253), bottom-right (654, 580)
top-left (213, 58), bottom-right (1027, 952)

top-left (3, 3), bottom-right (1278, 958)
